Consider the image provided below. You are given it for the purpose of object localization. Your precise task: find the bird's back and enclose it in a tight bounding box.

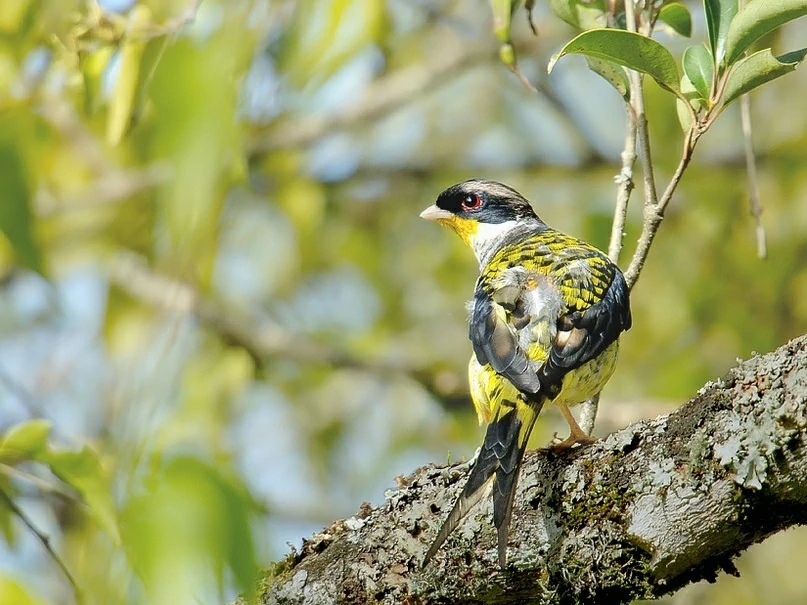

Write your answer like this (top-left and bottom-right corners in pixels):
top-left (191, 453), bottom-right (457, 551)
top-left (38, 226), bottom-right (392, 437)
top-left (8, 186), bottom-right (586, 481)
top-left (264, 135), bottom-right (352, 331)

top-left (469, 226), bottom-right (631, 422)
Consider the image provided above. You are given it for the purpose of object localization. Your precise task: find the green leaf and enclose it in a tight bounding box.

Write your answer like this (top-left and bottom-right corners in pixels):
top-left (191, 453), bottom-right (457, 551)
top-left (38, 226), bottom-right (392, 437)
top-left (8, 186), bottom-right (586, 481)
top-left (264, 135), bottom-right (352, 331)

top-left (722, 47), bottom-right (807, 107)
top-left (548, 29), bottom-right (680, 92)
top-left (39, 447), bottom-right (120, 543)
top-left (585, 57), bottom-right (630, 100)
top-left (676, 73), bottom-right (705, 132)
top-left (0, 108), bottom-right (43, 274)
top-left (106, 6), bottom-right (151, 146)
top-left (490, 0), bottom-right (515, 43)
top-left (0, 476), bottom-right (16, 545)
top-left (0, 420), bottom-right (51, 462)
top-left (725, 0), bottom-right (807, 65)
top-left (0, 423), bottom-right (119, 542)
top-left (548, 0), bottom-right (607, 30)
top-left (121, 457), bottom-right (258, 600)
top-left (683, 44), bottom-right (715, 100)
top-left (80, 46), bottom-right (114, 115)
top-left (659, 3), bottom-right (692, 37)
top-left (0, 575), bottom-right (46, 605)
top-left (704, 0), bottom-right (738, 65)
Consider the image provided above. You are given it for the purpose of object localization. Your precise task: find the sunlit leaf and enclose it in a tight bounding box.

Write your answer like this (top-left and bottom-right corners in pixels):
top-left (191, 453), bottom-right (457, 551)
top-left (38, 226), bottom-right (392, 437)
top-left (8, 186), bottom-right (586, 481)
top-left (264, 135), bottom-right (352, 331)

top-left (39, 447), bottom-right (120, 543)
top-left (548, 0), bottom-right (606, 30)
top-left (0, 108), bottom-right (43, 274)
top-left (0, 420), bottom-right (51, 462)
top-left (106, 6), bottom-right (151, 146)
top-left (121, 457), bottom-right (258, 601)
top-left (585, 56), bottom-right (630, 100)
top-left (683, 44), bottom-right (714, 100)
top-left (704, 0), bottom-right (738, 66)
top-left (280, 0), bottom-right (388, 86)
top-left (491, 0), bottom-right (518, 69)
top-left (0, 476), bottom-right (15, 545)
top-left (676, 74), bottom-right (701, 132)
top-left (722, 47), bottom-right (807, 108)
top-left (659, 3), bottom-right (692, 37)
top-left (724, 0), bottom-right (807, 65)
top-left (0, 575), bottom-right (45, 605)
top-left (0, 0), bottom-right (33, 34)
top-left (80, 45), bottom-right (114, 115)
top-left (490, 0), bottom-right (514, 43)
top-left (549, 29), bottom-right (680, 92)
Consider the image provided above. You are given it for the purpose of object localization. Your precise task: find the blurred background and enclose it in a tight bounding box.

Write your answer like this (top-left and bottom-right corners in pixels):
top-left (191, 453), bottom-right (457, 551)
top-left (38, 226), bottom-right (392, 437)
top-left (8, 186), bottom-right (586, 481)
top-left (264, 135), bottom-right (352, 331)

top-left (1, 0), bottom-right (806, 603)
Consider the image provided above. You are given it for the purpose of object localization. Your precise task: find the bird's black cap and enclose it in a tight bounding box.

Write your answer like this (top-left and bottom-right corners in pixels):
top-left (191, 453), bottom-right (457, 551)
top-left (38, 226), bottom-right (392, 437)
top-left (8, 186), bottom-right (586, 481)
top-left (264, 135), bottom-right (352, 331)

top-left (434, 179), bottom-right (540, 224)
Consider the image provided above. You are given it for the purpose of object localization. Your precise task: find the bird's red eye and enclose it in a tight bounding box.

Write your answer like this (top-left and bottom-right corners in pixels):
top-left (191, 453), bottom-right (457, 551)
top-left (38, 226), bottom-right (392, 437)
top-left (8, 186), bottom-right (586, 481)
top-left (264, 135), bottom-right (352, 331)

top-left (461, 194), bottom-right (483, 211)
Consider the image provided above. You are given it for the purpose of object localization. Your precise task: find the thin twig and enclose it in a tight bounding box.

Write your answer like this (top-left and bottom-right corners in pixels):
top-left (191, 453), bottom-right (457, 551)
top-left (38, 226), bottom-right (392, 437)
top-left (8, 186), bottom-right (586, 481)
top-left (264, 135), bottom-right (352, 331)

top-left (740, 94), bottom-right (767, 259)
top-left (0, 487), bottom-right (83, 603)
top-left (625, 127), bottom-right (699, 287)
top-left (623, 0), bottom-right (658, 210)
top-left (0, 464), bottom-right (82, 500)
top-left (585, 1), bottom-right (643, 433)
top-left (106, 251), bottom-right (429, 377)
top-left (35, 163), bottom-right (171, 217)
top-left (579, 392), bottom-right (600, 436)
top-left (608, 103), bottom-right (638, 263)
top-left (247, 44), bottom-right (490, 154)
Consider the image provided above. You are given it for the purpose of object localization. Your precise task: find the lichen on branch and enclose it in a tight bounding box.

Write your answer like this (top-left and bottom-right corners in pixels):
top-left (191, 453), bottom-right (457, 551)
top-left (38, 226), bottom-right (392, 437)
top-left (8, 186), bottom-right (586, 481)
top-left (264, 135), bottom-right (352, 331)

top-left (253, 335), bottom-right (807, 605)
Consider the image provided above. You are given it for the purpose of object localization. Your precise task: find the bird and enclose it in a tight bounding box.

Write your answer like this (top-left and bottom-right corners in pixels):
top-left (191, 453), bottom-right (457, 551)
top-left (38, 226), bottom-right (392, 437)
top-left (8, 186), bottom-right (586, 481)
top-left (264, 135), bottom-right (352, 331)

top-left (419, 179), bottom-right (631, 568)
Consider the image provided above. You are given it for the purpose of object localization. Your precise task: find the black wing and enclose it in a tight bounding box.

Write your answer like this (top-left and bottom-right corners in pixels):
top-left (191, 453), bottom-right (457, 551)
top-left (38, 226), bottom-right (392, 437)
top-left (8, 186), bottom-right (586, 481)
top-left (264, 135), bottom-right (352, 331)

top-left (539, 268), bottom-right (632, 391)
top-left (468, 290), bottom-right (543, 396)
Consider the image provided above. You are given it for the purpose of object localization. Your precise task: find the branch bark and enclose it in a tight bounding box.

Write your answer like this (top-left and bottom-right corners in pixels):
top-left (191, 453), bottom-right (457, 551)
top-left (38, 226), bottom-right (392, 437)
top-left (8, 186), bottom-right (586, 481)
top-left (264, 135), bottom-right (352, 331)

top-left (253, 334), bottom-right (807, 604)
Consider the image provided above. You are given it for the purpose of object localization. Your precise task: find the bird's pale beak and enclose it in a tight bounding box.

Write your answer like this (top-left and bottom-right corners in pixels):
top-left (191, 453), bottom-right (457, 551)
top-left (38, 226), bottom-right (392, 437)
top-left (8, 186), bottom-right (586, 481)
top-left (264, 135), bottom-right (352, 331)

top-left (420, 205), bottom-right (453, 221)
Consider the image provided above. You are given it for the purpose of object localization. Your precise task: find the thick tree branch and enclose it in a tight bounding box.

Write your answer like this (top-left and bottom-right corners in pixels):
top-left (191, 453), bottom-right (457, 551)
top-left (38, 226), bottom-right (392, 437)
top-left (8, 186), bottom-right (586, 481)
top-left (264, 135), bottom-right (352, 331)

top-left (254, 334), bottom-right (807, 604)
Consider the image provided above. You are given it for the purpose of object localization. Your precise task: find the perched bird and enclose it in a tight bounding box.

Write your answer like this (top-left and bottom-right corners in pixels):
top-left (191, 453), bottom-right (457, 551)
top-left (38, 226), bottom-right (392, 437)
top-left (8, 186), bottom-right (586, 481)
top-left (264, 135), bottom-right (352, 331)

top-left (420, 180), bottom-right (631, 568)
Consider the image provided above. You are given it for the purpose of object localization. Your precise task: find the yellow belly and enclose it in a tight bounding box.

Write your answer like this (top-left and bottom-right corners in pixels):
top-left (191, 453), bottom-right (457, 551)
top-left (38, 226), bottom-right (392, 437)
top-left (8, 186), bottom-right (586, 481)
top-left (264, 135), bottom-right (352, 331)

top-left (552, 340), bottom-right (619, 408)
top-left (469, 341), bottom-right (620, 424)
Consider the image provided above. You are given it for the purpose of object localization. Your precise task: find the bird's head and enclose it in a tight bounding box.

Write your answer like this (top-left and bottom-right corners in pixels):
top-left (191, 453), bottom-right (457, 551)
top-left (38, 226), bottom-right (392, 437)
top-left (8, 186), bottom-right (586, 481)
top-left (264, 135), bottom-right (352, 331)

top-left (420, 180), bottom-right (542, 259)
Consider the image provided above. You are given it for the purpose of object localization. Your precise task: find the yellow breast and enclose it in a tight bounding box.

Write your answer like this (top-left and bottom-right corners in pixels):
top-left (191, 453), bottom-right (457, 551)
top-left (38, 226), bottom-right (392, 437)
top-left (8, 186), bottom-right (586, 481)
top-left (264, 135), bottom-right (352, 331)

top-left (468, 340), bottom-right (620, 425)
top-left (551, 340), bottom-right (619, 408)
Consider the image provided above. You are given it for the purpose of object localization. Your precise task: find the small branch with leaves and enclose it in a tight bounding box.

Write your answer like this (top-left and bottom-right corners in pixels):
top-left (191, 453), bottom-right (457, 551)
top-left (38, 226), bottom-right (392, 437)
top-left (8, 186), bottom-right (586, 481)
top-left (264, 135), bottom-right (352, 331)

top-left (544, 0), bottom-right (807, 433)
top-left (546, 0), bottom-right (807, 289)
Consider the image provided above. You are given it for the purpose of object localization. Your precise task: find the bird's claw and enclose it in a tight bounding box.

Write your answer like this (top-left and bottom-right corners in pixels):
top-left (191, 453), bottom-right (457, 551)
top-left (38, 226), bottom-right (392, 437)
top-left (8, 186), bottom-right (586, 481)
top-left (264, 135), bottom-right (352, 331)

top-left (549, 432), bottom-right (596, 452)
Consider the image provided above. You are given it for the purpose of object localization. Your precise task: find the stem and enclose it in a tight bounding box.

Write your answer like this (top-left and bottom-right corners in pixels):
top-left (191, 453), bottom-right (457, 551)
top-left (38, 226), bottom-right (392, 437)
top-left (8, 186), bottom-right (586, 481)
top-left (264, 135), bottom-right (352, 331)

top-left (0, 487), bottom-right (83, 603)
top-left (0, 464), bottom-right (80, 500)
top-left (579, 392), bottom-right (601, 436)
top-left (623, 0), bottom-right (659, 210)
top-left (740, 92), bottom-right (767, 259)
top-left (608, 103), bottom-right (638, 263)
top-left (624, 127), bottom-right (700, 288)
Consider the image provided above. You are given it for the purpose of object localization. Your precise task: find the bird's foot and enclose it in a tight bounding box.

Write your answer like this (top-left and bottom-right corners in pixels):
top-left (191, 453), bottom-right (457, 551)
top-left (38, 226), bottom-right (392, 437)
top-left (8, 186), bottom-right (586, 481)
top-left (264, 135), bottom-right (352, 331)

top-left (550, 431), bottom-right (596, 452)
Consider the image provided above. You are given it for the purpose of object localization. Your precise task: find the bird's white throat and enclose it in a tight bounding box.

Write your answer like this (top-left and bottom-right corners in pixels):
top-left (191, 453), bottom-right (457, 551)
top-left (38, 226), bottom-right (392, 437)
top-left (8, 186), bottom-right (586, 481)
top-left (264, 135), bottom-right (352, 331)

top-left (470, 220), bottom-right (521, 266)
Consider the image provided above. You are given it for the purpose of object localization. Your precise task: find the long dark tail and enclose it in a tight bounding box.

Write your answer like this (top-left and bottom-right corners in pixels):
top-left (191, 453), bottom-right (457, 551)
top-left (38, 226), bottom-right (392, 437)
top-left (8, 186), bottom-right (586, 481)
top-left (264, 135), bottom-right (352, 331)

top-left (423, 399), bottom-right (542, 568)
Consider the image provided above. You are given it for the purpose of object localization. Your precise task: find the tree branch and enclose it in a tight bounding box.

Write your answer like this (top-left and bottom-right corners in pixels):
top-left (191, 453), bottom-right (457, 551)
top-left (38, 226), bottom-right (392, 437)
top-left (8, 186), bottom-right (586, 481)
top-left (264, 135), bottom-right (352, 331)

top-left (105, 252), bottom-right (465, 402)
top-left (623, 0), bottom-right (658, 211)
top-left (253, 334), bottom-right (807, 604)
top-left (0, 487), bottom-right (83, 603)
top-left (624, 127), bottom-right (699, 288)
top-left (607, 103), bottom-right (637, 264)
top-left (246, 44), bottom-right (491, 155)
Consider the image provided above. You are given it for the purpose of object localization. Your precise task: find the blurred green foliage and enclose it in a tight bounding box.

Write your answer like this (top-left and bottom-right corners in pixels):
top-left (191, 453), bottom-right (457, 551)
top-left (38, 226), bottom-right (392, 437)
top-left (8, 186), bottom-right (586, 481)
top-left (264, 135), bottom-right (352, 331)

top-left (0, 0), bottom-right (806, 603)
